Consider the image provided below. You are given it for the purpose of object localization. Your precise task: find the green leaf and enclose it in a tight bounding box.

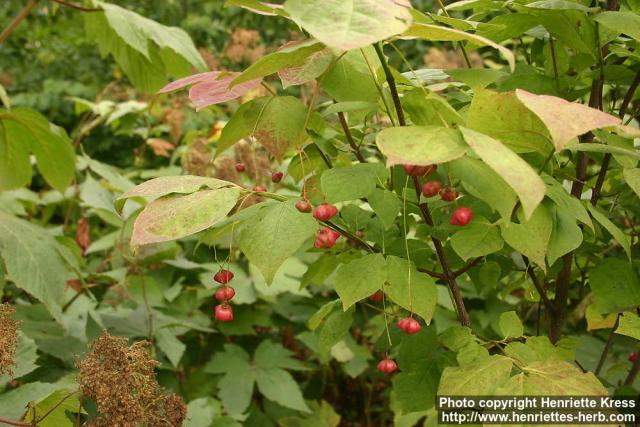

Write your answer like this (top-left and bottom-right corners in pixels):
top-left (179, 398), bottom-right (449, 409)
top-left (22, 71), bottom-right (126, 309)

top-left (85, 1), bottom-right (206, 92)
top-left (255, 368), bottom-right (310, 412)
top-left (589, 258), bottom-right (640, 314)
top-left (284, 0), bottom-right (412, 50)
top-left (460, 127), bottom-right (546, 219)
top-left (562, 142), bottom-right (640, 160)
top-left (594, 11), bottom-right (640, 42)
top-left (22, 389), bottom-right (82, 427)
top-left (309, 300), bottom-right (341, 331)
top-left (501, 360), bottom-right (606, 395)
top-left (321, 49), bottom-right (381, 103)
top-left (0, 108), bottom-right (75, 192)
top-left (499, 311), bottom-right (524, 339)
top-left (466, 89), bottom-right (552, 153)
top-left (401, 89), bottom-right (464, 126)
top-left (543, 175), bottom-right (592, 230)
top-left (623, 168), bottom-right (640, 199)
top-left (0, 380), bottom-right (76, 421)
top-left (322, 101), bottom-right (378, 117)
top-left (0, 333), bottom-right (38, 386)
top-left (587, 204), bottom-right (632, 260)
top-left (547, 205), bottom-right (583, 266)
top-left (216, 96), bottom-right (308, 160)
top-left (615, 312), bottom-right (640, 340)
top-left (500, 204), bottom-right (553, 271)
top-left (403, 23), bottom-right (515, 70)
top-left (321, 164), bottom-right (378, 202)
top-left (239, 200), bottom-right (317, 284)
top-left (504, 336), bottom-right (574, 365)
top-left (438, 355), bottom-right (513, 395)
top-left (155, 328), bottom-right (186, 367)
top-left (375, 126), bottom-right (468, 166)
top-left (367, 189), bottom-right (401, 229)
top-left (515, 89), bottom-right (620, 152)
top-left (131, 187), bottom-right (242, 247)
top-left (334, 254), bottom-right (387, 310)
top-left (205, 344), bottom-right (255, 416)
top-left (278, 401), bottom-right (341, 427)
top-left (185, 397), bottom-right (222, 427)
top-left (385, 256), bottom-right (437, 324)
top-left (450, 218), bottom-right (504, 260)
top-left (254, 340), bottom-right (307, 371)
top-left (0, 213), bottom-right (70, 321)
top-left (279, 48), bottom-right (335, 89)
top-left (232, 39), bottom-right (325, 86)
top-left (318, 308), bottom-right (353, 362)
top-left (448, 156), bottom-right (517, 221)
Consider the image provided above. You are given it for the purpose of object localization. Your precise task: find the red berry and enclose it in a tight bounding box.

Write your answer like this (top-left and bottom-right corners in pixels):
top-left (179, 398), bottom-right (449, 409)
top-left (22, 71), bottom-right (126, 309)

top-left (422, 181), bottom-right (442, 198)
top-left (450, 207), bottom-right (474, 226)
top-left (630, 352), bottom-right (638, 363)
top-left (439, 187), bottom-right (458, 202)
top-left (295, 200), bottom-right (312, 213)
top-left (314, 227), bottom-right (341, 249)
top-left (403, 164), bottom-right (437, 177)
top-left (253, 185), bottom-right (267, 192)
top-left (235, 163), bottom-right (246, 172)
top-left (399, 317), bottom-right (421, 334)
top-left (377, 358), bottom-right (398, 374)
top-left (214, 269), bottom-right (234, 284)
top-left (271, 171), bottom-right (283, 183)
top-left (313, 203), bottom-right (338, 221)
top-left (215, 286), bottom-right (236, 301)
top-left (369, 290), bottom-right (384, 302)
top-left (214, 304), bottom-right (234, 322)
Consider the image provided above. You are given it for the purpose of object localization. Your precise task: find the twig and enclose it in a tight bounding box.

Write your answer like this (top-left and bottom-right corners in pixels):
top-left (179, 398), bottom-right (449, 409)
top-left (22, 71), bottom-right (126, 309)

top-left (337, 111), bottom-right (367, 163)
top-left (522, 257), bottom-right (553, 311)
top-left (0, 418), bottom-right (31, 427)
top-left (51, 0), bottom-right (101, 11)
top-left (594, 313), bottom-right (620, 376)
top-left (590, 70), bottom-right (640, 206)
top-left (0, 0), bottom-right (38, 44)
top-left (624, 355), bottom-right (640, 385)
top-left (373, 41), bottom-right (470, 327)
top-left (417, 267), bottom-right (446, 280)
top-left (453, 256), bottom-right (483, 277)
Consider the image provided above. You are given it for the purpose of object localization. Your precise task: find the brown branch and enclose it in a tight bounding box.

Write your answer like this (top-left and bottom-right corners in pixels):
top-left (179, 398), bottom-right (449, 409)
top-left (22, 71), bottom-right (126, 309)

top-left (337, 111), bottom-right (367, 163)
top-left (0, 417), bottom-right (31, 427)
top-left (51, 0), bottom-right (101, 12)
top-left (624, 354), bottom-right (640, 385)
top-left (0, 0), bottom-right (38, 44)
top-left (373, 41), bottom-right (470, 327)
top-left (417, 267), bottom-right (446, 280)
top-left (590, 70), bottom-right (640, 206)
top-left (453, 256), bottom-right (483, 277)
top-left (522, 257), bottom-right (553, 311)
top-left (594, 313), bottom-right (620, 376)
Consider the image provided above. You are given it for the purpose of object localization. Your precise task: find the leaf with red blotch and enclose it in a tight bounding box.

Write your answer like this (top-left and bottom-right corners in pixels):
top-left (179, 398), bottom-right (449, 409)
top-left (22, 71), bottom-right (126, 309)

top-left (158, 71), bottom-right (262, 111)
top-left (515, 89), bottom-right (620, 152)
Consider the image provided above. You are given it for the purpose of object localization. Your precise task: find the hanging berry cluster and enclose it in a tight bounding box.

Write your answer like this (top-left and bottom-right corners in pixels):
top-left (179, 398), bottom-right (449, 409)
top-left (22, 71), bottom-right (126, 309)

top-left (213, 269), bottom-right (235, 322)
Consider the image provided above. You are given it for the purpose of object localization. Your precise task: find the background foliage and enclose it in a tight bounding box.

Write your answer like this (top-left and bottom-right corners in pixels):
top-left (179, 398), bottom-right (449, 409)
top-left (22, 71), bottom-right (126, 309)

top-left (0, 0), bottom-right (639, 426)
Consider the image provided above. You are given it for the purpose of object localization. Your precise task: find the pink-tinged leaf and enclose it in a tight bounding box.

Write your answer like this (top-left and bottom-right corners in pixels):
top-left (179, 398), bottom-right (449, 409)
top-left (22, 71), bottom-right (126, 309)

top-left (158, 72), bottom-right (221, 94)
top-left (158, 71), bottom-right (262, 110)
top-left (131, 187), bottom-right (242, 247)
top-left (515, 89), bottom-right (621, 152)
top-left (278, 47), bottom-right (334, 88)
top-left (189, 75), bottom-right (262, 111)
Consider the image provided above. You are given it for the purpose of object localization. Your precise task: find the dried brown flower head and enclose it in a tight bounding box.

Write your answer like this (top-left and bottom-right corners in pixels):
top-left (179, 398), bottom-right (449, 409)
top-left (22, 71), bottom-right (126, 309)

top-left (223, 28), bottom-right (265, 64)
top-left (234, 140), bottom-right (271, 182)
top-left (78, 331), bottom-right (186, 426)
top-left (0, 304), bottom-right (19, 376)
top-left (182, 138), bottom-right (214, 176)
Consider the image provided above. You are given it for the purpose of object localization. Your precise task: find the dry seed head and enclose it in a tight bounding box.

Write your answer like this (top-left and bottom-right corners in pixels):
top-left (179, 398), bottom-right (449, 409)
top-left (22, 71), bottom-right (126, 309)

top-left (78, 331), bottom-right (180, 426)
top-left (234, 140), bottom-right (271, 181)
top-left (0, 304), bottom-right (19, 377)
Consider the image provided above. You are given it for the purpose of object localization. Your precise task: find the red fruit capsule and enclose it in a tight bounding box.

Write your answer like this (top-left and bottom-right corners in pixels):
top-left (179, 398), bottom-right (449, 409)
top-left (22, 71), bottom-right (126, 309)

top-left (295, 200), bottom-right (312, 213)
top-left (313, 203), bottom-right (338, 221)
top-left (271, 171), bottom-right (283, 183)
top-left (450, 207), bottom-right (474, 226)
top-left (253, 185), bottom-right (267, 193)
top-left (397, 318), bottom-right (410, 331)
top-left (377, 358), bottom-right (398, 374)
top-left (422, 181), bottom-right (442, 198)
top-left (215, 286), bottom-right (236, 301)
top-left (214, 269), bottom-right (234, 284)
top-left (369, 290), bottom-right (384, 302)
top-left (235, 163), bottom-right (246, 172)
top-left (314, 227), bottom-right (341, 249)
top-left (439, 187), bottom-right (458, 202)
top-left (214, 304), bottom-right (234, 322)
top-left (630, 352), bottom-right (638, 363)
top-left (400, 317), bottom-right (422, 334)
top-left (403, 164), bottom-right (437, 177)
